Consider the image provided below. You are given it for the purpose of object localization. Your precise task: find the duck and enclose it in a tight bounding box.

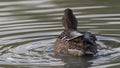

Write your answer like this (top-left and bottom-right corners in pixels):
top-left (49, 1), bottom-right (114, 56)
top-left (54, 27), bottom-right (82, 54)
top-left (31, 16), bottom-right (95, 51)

top-left (54, 8), bottom-right (97, 56)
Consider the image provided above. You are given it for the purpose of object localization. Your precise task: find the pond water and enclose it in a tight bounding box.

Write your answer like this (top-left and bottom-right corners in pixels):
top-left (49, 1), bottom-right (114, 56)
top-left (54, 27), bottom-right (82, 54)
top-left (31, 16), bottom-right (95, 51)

top-left (0, 0), bottom-right (120, 68)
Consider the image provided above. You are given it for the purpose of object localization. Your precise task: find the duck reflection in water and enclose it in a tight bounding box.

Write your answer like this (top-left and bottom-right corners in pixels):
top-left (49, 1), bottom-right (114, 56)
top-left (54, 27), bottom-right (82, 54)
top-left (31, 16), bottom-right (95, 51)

top-left (54, 8), bottom-right (97, 56)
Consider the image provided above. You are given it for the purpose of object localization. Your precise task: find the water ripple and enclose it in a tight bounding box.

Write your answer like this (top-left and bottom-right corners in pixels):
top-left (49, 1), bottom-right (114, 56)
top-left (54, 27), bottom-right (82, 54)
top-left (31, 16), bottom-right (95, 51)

top-left (0, 0), bottom-right (119, 68)
top-left (0, 0), bottom-right (49, 6)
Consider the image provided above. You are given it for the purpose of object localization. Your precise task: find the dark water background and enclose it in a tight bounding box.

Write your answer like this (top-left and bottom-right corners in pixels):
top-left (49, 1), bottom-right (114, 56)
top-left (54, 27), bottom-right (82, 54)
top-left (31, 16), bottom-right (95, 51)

top-left (0, 0), bottom-right (120, 68)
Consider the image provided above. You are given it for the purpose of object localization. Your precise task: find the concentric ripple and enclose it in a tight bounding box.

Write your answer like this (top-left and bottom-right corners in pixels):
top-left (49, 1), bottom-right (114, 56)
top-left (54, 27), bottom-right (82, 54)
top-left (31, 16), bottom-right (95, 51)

top-left (0, 0), bottom-right (120, 68)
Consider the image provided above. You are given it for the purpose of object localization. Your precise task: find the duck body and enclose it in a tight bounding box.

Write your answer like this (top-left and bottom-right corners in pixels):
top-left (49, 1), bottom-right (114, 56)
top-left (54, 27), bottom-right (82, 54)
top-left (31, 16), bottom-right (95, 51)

top-left (54, 8), bottom-right (97, 56)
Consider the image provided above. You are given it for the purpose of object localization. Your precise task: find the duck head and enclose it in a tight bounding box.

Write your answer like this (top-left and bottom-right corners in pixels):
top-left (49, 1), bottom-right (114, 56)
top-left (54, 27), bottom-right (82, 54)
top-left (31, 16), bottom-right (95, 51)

top-left (62, 8), bottom-right (78, 30)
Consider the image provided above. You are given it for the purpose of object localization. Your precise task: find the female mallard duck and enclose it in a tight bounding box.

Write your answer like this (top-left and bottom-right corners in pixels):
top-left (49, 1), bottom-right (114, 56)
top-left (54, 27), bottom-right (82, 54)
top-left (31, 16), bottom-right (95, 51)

top-left (54, 8), bottom-right (97, 56)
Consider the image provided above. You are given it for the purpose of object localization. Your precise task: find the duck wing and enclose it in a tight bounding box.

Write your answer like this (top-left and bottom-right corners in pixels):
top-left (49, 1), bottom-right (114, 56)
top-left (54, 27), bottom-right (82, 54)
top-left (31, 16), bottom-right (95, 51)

top-left (83, 32), bottom-right (97, 45)
top-left (82, 32), bottom-right (97, 54)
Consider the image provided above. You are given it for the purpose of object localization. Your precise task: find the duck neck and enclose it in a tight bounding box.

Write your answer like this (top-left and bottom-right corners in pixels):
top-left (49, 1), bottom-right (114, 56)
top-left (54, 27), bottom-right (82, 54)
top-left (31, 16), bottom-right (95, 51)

top-left (64, 29), bottom-right (77, 31)
top-left (62, 8), bottom-right (78, 31)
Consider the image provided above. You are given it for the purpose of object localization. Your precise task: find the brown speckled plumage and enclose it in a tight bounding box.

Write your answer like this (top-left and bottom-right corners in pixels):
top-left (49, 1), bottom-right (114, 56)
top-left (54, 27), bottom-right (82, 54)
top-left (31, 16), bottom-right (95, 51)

top-left (54, 8), bottom-right (97, 56)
